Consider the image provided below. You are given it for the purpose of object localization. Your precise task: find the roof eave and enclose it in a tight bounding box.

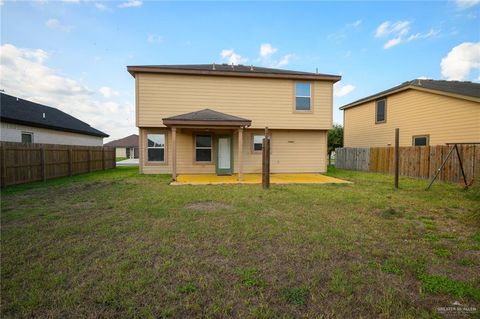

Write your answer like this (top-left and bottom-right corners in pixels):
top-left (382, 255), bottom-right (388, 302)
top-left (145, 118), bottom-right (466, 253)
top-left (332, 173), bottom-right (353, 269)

top-left (162, 119), bottom-right (252, 127)
top-left (0, 117), bottom-right (109, 138)
top-left (127, 66), bottom-right (341, 82)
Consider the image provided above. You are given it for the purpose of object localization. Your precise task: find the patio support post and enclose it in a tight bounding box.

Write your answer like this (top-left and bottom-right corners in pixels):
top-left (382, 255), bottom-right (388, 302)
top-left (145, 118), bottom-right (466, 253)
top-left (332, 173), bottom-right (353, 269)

top-left (172, 127), bottom-right (177, 181)
top-left (238, 127), bottom-right (243, 181)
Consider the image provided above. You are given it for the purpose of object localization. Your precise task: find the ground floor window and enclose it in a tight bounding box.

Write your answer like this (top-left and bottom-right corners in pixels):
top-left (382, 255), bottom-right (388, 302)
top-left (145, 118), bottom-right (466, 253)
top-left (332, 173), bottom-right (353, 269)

top-left (252, 134), bottom-right (271, 153)
top-left (195, 134), bottom-right (212, 162)
top-left (21, 132), bottom-right (33, 143)
top-left (412, 135), bottom-right (429, 146)
top-left (147, 133), bottom-right (165, 162)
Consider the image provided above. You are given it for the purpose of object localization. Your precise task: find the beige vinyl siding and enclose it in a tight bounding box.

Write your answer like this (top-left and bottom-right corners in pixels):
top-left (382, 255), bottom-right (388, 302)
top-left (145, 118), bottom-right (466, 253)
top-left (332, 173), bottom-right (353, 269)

top-left (140, 128), bottom-right (328, 174)
top-left (136, 73), bottom-right (333, 130)
top-left (344, 89), bottom-right (480, 147)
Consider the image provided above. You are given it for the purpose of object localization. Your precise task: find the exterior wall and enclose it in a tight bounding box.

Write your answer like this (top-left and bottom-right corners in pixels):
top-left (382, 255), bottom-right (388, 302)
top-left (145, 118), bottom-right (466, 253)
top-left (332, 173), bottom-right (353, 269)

top-left (0, 122), bottom-right (104, 146)
top-left (344, 89), bottom-right (480, 147)
top-left (136, 73), bottom-right (333, 130)
top-left (116, 148), bottom-right (127, 158)
top-left (139, 127), bottom-right (328, 175)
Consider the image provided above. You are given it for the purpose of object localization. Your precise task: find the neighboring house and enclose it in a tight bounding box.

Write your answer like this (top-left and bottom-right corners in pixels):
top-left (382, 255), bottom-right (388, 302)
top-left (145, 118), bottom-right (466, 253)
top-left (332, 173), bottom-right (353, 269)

top-left (340, 80), bottom-right (480, 147)
top-left (104, 134), bottom-right (139, 159)
top-left (127, 64), bottom-right (341, 179)
top-left (0, 93), bottom-right (108, 146)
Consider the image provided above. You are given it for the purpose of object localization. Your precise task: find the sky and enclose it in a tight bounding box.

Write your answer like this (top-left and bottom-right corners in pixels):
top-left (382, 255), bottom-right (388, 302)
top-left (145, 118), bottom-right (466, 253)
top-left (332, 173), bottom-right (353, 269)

top-left (1, 0), bottom-right (479, 142)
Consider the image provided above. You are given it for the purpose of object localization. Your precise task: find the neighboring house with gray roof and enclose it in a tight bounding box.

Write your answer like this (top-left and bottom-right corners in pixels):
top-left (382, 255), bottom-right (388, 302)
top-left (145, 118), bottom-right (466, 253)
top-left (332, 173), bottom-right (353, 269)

top-left (0, 93), bottom-right (108, 146)
top-left (127, 63), bottom-right (341, 179)
top-left (104, 134), bottom-right (139, 159)
top-left (340, 79), bottom-right (480, 147)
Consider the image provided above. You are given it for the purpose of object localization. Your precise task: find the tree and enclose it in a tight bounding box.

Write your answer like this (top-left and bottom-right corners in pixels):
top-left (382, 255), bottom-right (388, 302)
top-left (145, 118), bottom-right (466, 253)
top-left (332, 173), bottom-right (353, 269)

top-left (328, 124), bottom-right (343, 165)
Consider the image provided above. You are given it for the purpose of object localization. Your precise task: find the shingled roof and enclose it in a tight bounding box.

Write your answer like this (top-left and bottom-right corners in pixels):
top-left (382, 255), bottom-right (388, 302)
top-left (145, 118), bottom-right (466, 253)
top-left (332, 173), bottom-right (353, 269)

top-left (104, 134), bottom-right (138, 147)
top-left (0, 93), bottom-right (109, 137)
top-left (340, 79), bottom-right (480, 110)
top-left (162, 109), bottom-right (251, 127)
top-left (127, 64), bottom-right (341, 81)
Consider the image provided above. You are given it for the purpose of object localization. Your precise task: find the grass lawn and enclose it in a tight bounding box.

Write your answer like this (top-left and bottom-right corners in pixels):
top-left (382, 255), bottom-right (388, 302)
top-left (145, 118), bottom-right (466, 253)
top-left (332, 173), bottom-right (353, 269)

top-left (1, 166), bottom-right (479, 318)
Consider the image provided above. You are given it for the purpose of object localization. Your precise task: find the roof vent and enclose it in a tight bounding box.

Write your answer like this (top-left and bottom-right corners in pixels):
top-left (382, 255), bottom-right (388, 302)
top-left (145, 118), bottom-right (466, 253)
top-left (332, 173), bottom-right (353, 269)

top-left (212, 63), bottom-right (216, 70)
top-left (16, 97), bottom-right (19, 101)
top-left (43, 112), bottom-right (46, 119)
top-left (250, 65), bottom-right (254, 71)
top-left (231, 63), bottom-right (234, 69)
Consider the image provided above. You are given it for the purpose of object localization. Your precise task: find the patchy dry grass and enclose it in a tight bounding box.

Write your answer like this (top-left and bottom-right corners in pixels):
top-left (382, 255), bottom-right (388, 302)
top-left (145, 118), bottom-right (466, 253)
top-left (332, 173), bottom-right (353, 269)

top-left (1, 166), bottom-right (479, 318)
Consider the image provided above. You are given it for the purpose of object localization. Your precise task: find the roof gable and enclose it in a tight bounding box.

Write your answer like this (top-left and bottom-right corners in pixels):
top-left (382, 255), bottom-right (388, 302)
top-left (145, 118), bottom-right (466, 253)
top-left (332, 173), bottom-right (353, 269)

top-left (162, 109), bottom-right (251, 127)
top-left (104, 134), bottom-right (138, 147)
top-left (0, 93), bottom-right (109, 137)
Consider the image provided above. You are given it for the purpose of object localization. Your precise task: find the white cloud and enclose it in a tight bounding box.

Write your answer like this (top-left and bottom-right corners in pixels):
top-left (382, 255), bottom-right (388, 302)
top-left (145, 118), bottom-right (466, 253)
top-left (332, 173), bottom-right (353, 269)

top-left (0, 43), bottom-right (135, 141)
top-left (384, 37), bottom-right (402, 49)
top-left (348, 20), bottom-right (362, 28)
top-left (220, 49), bottom-right (248, 65)
top-left (375, 20), bottom-right (410, 38)
top-left (46, 18), bottom-right (59, 28)
top-left (407, 29), bottom-right (439, 41)
top-left (118, 0), bottom-right (142, 8)
top-left (94, 2), bottom-right (108, 11)
top-left (456, 0), bottom-right (480, 8)
top-left (259, 43), bottom-right (278, 58)
top-left (147, 35), bottom-right (163, 44)
top-left (440, 42), bottom-right (480, 80)
top-left (334, 83), bottom-right (356, 97)
top-left (45, 18), bottom-right (72, 32)
top-left (273, 54), bottom-right (293, 67)
top-left (376, 21), bottom-right (439, 49)
top-left (99, 86), bottom-right (119, 98)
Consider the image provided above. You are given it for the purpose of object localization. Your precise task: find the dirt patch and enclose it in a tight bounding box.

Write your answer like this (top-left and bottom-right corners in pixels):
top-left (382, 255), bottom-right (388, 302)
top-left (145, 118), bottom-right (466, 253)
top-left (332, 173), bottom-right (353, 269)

top-left (184, 201), bottom-right (233, 212)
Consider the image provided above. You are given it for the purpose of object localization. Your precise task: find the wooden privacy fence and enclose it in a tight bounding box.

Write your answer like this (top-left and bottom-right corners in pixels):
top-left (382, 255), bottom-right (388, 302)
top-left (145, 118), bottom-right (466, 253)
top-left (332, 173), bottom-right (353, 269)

top-left (0, 142), bottom-right (116, 188)
top-left (336, 145), bottom-right (480, 184)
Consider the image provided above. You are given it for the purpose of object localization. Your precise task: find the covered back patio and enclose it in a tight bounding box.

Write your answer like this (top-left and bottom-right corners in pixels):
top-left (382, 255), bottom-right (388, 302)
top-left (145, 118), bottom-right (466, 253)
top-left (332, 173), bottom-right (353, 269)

top-left (163, 109), bottom-right (252, 181)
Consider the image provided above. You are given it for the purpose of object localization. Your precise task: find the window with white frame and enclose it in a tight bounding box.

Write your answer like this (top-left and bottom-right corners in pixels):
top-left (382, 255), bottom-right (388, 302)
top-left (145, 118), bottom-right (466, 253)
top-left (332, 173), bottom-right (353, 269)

top-left (413, 135), bottom-right (429, 146)
top-left (253, 134), bottom-right (271, 152)
top-left (147, 133), bottom-right (165, 162)
top-left (21, 132), bottom-right (33, 143)
top-left (195, 134), bottom-right (212, 162)
top-left (295, 82), bottom-right (311, 111)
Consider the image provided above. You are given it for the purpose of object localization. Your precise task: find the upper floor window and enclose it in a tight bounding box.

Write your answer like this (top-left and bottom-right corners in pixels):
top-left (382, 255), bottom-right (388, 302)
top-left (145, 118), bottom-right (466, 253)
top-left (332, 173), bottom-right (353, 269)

top-left (147, 133), bottom-right (165, 162)
top-left (195, 134), bottom-right (212, 162)
top-left (21, 132), bottom-right (33, 143)
top-left (413, 135), bottom-right (429, 146)
top-left (295, 82), bottom-right (311, 111)
top-left (375, 99), bottom-right (386, 123)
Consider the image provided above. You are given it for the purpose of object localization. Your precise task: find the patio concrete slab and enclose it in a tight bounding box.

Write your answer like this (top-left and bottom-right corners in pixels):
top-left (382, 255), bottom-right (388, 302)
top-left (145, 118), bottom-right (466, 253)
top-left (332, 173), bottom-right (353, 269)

top-left (171, 173), bottom-right (351, 185)
top-left (116, 159), bottom-right (139, 166)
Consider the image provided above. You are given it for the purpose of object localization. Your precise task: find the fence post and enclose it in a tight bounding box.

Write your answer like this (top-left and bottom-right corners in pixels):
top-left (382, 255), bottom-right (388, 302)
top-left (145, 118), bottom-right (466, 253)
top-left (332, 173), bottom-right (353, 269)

top-left (102, 147), bottom-right (105, 170)
top-left (68, 149), bottom-right (73, 176)
top-left (394, 128), bottom-right (399, 189)
top-left (41, 148), bottom-right (46, 182)
top-left (88, 149), bottom-right (91, 172)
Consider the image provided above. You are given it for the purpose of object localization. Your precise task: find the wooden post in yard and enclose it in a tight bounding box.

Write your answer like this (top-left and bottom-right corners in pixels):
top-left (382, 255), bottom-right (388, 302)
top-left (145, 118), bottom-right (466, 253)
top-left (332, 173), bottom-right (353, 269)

top-left (41, 148), bottom-right (46, 182)
top-left (262, 127), bottom-right (270, 189)
top-left (172, 127), bottom-right (177, 181)
top-left (394, 128), bottom-right (400, 189)
top-left (68, 149), bottom-right (73, 176)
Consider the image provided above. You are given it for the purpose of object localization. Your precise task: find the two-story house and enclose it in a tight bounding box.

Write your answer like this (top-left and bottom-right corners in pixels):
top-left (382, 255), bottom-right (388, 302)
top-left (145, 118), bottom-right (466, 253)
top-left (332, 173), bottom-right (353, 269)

top-left (127, 64), bottom-right (341, 180)
top-left (340, 79), bottom-right (480, 147)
